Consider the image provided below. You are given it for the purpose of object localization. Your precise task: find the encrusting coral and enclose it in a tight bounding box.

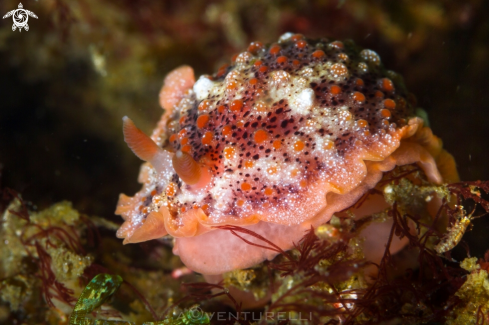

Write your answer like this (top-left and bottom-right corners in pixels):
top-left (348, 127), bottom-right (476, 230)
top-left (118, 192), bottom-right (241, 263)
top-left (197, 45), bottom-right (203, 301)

top-left (115, 33), bottom-right (459, 276)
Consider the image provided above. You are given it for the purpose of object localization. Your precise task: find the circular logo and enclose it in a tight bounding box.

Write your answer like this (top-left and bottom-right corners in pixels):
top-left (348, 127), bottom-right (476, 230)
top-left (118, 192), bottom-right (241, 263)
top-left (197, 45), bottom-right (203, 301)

top-left (3, 3), bottom-right (38, 32)
top-left (13, 10), bottom-right (27, 27)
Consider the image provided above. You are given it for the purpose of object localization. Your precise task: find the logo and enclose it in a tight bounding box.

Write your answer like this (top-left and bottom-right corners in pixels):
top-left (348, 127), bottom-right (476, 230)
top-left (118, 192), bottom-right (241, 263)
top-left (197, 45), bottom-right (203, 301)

top-left (186, 306), bottom-right (206, 321)
top-left (3, 3), bottom-right (38, 32)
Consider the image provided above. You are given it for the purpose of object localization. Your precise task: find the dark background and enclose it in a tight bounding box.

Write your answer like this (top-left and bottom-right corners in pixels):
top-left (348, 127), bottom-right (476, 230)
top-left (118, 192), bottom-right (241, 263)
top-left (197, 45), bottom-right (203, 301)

top-left (1, 0), bottom-right (488, 253)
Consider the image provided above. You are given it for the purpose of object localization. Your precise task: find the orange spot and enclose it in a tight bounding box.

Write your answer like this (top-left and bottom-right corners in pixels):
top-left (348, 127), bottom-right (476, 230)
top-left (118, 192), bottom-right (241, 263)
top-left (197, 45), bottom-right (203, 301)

top-left (254, 60), bottom-right (263, 67)
top-left (294, 140), bottom-right (305, 151)
top-left (380, 109), bottom-right (392, 118)
top-left (249, 78), bottom-right (258, 85)
top-left (231, 53), bottom-right (239, 62)
top-left (179, 116), bottom-right (186, 125)
top-left (381, 78), bottom-right (395, 92)
top-left (292, 59), bottom-right (300, 66)
top-left (324, 141), bottom-right (333, 150)
top-left (244, 160), bottom-right (254, 168)
top-left (269, 45), bottom-right (281, 55)
top-left (169, 134), bottom-right (177, 142)
top-left (375, 90), bottom-right (384, 98)
top-left (181, 207), bottom-right (186, 213)
top-left (181, 137), bottom-right (189, 145)
top-left (296, 40), bottom-right (307, 49)
top-left (300, 180), bottom-right (307, 188)
top-left (259, 66), bottom-right (268, 73)
top-left (357, 119), bottom-right (368, 128)
top-left (383, 119), bottom-right (390, 126)
top-left (248, 41), bottom-right (263, 54)
top-left (273, 140), bottom-right (282, 149)
top-left (227, 81), bottom-right (237, 90)
top-left (383, 99), bottom-right (396, 110)
top-left (178, 129), bottom-right (187, 139)
top-left (291, 34), bottom-right (303, 41)
top-left (166, 183), bottom-right (177, 197)
top-left (201, 204), bottom-right (209, 214)
top-left (256, 88), bottom-right (265, 97)
top-left (237, 199), bottom-right (245, 207)
top-left (237, 121), bottom-right (244, 128)
top-left (202, 131), bottom-right (213, 145)
top-left (264, 188), bottom-right (273, 196)
top-left (364, 130), bottom-right (371, 136)
top-left (353, 92), bottom-right (366, 102)
top-left (230, 99), bottom-right (243, 112)
top-left (218, 105), bottom-right (226, 113)
top-left (254, 129), bottom-right (268, 143)
top-left (142, 207), bottom-right (148, 214)
top-left (151, 190), bottom-right (157, 196)
top-left (312, 50), bottom-right (325, 59)
top-left (356, 79), bottom-right (364, 86)
top-left (330, 41), bottom-right (344, 49)
top-left (338, 53), bottom-right (349, 61)
top-left (330, 85), bottom-right (341, 95)
top-left (222, 125), bottom-right (232, 136)
top-left (241, 183), bottom-right (251, 191)
top-left (291, 169), bottom-right (299, 177)
top-left (224, 146), bottom-right (236, 160)
top-left (196, 114), bottom-right (210, 129)
top-left (254, 101), bottom-right (267, 112)
top-left (199, 100), bottom-right (210, 111)
top-left (181, 144), bottom-right (191, 153)
top-left (277, 56), bottom-right (288, 64)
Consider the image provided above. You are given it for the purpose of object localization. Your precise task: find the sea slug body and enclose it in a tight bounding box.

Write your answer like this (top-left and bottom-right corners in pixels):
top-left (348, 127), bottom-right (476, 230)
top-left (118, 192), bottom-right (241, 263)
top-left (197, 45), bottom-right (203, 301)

top-left (116, 33), bottom-right (459, 275)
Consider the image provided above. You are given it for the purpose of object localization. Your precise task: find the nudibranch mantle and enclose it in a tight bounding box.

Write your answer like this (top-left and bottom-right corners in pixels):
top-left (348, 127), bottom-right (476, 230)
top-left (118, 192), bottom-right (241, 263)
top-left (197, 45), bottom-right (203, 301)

top-left (116, 33), bottom-right (458, 275)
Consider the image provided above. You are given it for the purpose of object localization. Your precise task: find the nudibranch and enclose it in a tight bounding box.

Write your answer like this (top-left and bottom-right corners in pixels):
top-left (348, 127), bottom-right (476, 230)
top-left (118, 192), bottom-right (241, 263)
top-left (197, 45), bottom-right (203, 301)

top-left (116, 33), bottom-right (458, 275)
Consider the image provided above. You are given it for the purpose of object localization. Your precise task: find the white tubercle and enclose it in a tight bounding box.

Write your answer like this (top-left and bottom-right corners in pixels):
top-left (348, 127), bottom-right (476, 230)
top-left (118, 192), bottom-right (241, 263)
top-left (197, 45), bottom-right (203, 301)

top-left (278, 32), bottom-right (294, 43)
top-left (290, 88), bottom-right (315, 115)
top-left (193, 76), bottom-right (215, 101)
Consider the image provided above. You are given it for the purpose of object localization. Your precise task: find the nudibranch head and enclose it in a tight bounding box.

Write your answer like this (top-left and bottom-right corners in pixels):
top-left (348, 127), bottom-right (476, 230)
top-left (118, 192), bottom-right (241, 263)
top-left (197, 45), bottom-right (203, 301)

top-left (116, 33), bottom-right (458, 275)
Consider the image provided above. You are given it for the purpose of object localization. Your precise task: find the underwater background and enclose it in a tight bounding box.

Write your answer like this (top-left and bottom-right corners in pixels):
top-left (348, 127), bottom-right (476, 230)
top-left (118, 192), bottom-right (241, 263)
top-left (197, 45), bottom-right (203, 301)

top-left (1, 0), bottom-right (489, 324)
